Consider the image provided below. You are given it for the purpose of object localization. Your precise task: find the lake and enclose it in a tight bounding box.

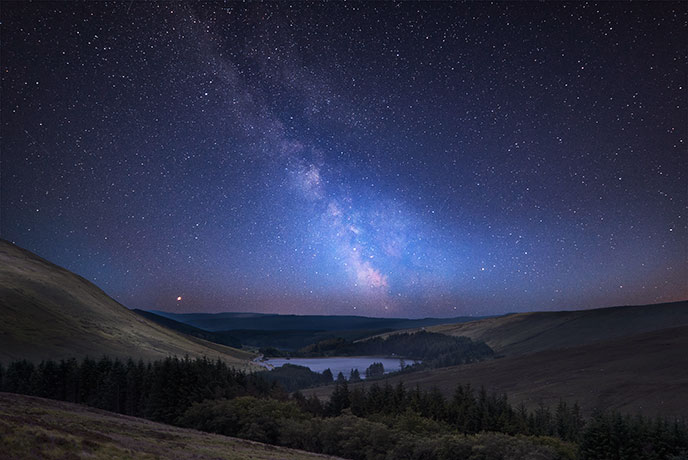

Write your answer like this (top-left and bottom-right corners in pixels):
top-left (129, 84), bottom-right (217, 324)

top-left (263, 356), bottom-right (413, 379)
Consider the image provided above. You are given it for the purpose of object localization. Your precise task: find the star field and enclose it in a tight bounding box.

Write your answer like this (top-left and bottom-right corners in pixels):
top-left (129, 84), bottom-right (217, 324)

top-left (1, 2), bottom-right (686, 316)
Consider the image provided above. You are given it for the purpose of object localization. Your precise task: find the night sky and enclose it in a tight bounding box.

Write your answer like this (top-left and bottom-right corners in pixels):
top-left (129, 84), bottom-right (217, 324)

top-left (2, 2), bottom-right (686, 317)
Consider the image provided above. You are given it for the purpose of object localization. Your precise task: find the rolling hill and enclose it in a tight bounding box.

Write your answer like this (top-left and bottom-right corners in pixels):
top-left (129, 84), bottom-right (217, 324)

top-left (132, 308), bottom-right (243, 348)
top-left (133, 309), bottom-right (404, 351)
top-left (0, 392), bottom-right (342, 460)
top-left (0, 240), bottom-right (257, 368)
top-left (152, 309), bottom-right (489, 332)
top-left (385, 300), bottom-right (688, 357)
top-left (306, 325), bottom-right (688, 418)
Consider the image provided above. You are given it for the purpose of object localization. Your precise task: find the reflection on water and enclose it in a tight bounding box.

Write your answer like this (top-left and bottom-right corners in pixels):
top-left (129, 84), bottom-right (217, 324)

top-left (263, 356), bottom-right (416, 379)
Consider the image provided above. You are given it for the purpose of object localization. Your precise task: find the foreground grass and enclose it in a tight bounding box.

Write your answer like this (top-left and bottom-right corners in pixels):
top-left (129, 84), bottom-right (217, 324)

top-left (0, 392), bottom-right (342, 460)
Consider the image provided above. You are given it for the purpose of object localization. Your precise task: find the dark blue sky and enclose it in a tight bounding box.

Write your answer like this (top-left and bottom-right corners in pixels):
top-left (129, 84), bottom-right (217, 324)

top-left (2, 2), bottom-right (686, 317)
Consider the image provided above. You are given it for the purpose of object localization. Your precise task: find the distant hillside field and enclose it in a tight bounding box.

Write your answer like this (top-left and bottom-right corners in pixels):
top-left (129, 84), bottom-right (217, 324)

top-left (0, 240), bottom-right (257, 368)
top-left (306, 325), bottom-right (688, 418)
top-left (385, 300), bottom-right (688, 356)
top-left (0, 392), bottom-right (342, 460)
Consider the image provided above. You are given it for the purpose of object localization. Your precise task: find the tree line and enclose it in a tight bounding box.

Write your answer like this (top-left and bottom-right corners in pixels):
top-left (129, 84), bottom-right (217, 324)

top-left (1, 356), bottom-right (686, 460)
top-left (284, 330), bottom-right (496, 370)
top-left (259, 361), bottom-right (404, 393)
top-left (0, 356), bottom-right (278, 424)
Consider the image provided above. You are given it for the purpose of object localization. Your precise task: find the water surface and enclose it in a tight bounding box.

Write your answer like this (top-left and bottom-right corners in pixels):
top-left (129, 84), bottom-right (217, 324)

top-left (264, 356), bottom-right (412, 379)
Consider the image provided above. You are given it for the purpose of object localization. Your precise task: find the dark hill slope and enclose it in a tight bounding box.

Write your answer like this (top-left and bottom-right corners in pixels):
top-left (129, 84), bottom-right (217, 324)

top-left (397, 301), bottom-right (688, 356)
top-left (306, 325), bottom-right (688, 418)
top-left (132, 309), bottom-right (243, 348)
top-left (0, 240), bottom-right (256, 367)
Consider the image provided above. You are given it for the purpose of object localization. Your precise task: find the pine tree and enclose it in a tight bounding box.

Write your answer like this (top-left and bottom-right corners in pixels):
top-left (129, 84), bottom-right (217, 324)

top-left (321, 368), bottom-right (333, 383)
top-left (365, 362), bottom-right (384, 379)
top-left (306, 393), bottom-right (324, 416)
top-left (329, 380), bottom-right (350, 416)
top-left (349, 387), bottom-right (367, 416)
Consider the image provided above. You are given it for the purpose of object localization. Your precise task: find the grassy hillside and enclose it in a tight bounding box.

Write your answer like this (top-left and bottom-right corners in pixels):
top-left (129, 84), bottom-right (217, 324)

top-left (306, 325), bottom-right (688, 418)
top-left (0, 240), bottom-right (257, 368)
top-left (389, 301), bottom-right (688, 356)
top-left (0, 392), bottom-right (342, 460)
top-left (132, 309), bottom-right (243, 348)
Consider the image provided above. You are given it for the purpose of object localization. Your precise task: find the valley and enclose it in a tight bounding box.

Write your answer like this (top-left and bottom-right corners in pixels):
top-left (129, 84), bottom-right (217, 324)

top-left (1, 240), bottom-right (686, 459)
top-left (3, 2), bottom-right (686, 459)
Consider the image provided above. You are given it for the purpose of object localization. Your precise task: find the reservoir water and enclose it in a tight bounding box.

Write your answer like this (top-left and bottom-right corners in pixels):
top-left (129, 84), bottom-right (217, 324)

top-left (263, 356), bottom-right (412, 379)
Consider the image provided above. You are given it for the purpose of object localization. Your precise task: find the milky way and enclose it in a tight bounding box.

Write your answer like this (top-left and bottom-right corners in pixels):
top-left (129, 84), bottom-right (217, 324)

top-left (2, 2), bottom-right (686, 316)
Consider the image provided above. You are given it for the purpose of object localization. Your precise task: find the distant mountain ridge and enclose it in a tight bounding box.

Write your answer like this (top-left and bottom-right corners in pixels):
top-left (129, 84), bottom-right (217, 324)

top-left (135, 309), bottom-right (404, 350)
top-left (0, 240), bottom-right (256, 367)
top-left (150, 310), bottom-right (491, 332)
